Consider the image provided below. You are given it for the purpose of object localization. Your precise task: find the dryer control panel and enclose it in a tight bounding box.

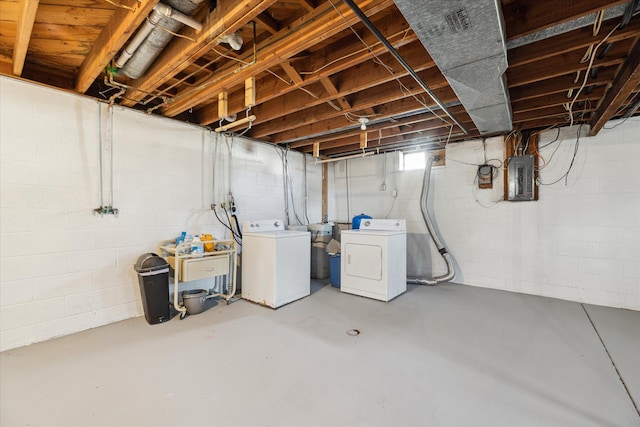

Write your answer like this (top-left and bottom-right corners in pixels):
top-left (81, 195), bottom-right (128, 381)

top-left (359, 219), bottom-right (406, 231)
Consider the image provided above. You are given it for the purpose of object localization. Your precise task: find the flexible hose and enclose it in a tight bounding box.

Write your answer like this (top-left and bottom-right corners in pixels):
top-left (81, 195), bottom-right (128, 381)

top-left (407, 154), bottom-right (455, 285)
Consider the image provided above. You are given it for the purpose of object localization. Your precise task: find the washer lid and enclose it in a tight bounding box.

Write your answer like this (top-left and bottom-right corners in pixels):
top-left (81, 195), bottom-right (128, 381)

top-left (245, 230), bottom-right (310, 238)
top-left (359, 219), bottom-right (406, 231)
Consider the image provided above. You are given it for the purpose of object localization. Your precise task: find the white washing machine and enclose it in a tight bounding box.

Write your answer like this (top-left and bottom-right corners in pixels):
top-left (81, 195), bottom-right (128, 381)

top-left (340, 219), bottom-right (407, 302)
top-left (241, 219), bottom-right (310, 308)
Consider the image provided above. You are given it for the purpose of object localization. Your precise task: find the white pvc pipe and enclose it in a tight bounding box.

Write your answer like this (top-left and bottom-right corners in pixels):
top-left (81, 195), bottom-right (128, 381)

top-left (114, 10), bottom-right (162, 68)
top-left (153, 3), bottom-right (203, 32)
top-left (215, 115), bottom-right (256, 132)
top-left (312, 151), bottom-right (374, 164)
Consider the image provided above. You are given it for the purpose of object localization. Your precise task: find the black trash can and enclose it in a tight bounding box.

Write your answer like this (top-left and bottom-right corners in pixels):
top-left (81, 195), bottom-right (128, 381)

top-left (134, 253), bottom-right (170, 325)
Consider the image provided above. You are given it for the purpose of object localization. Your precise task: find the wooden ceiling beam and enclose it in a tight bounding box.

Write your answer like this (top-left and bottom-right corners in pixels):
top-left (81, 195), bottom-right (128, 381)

top-left (512, 86), bottom-right (606, 113)
top-left (509, 66), bottom-right (617, 102)
top-left (253, 67), bottom-right (445, 139)
top-left (589, 39), bottom-right (640, 135)
top-left (295, 0), bottom-right (315, 13)
top-left (255, 11), bottom-right (280, 34)
top-left (75, 0), bottom-right (159, 93)
top-left (319, 126), bottom-right (461, 156)
top-left (503, 0), bottom-right (628, 40)
top-left (513, 116), bottom-right (589, 131)
top-left (301, 111), bottom-right (469, 153)
top-left (21, 60), bottom-right (75, 89)
top-left (270, 85), bottom-right (458, 144)
top-left (161, 0), bottom-right (395, 117)
top-left (13, 0), bottom-right (40, 76)
top-left (195, 16), bottom-right (417, 125)
top-left (291, 110), bottom-right (460, 149)
top-left (508, 18), bottom-right (640, 68)
top-left (320, 76), bottom-right (352, 111)
top-left (1, 53), bottom-right (14, 75)
top-left (507, 39), bottom-right (631, 87)
top-left (280, 61), bottom-right (304, 85)
top-left (243, 44), bottom-right (441, 135)
top-left (120, 0), bottom-right (278, 107)
top-left (513, 105), bottom-right (595, 123)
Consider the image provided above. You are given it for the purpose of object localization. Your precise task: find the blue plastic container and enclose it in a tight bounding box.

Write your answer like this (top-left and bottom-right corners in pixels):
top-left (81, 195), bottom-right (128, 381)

top-left (329, 254), bottom-right (341, 288)
top-left (352, 213), bottom-right (372, 229)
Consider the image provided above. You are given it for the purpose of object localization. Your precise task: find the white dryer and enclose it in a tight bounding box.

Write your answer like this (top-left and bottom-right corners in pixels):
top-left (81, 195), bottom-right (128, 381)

top-left (340, 219), bottom-right (407, 302)
top-left (241, 220), bottom-right (310, 308)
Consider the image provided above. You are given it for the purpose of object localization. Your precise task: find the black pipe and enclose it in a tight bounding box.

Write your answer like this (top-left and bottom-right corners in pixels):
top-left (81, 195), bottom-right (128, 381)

top-left (341, 0), bottom-right (469, 135)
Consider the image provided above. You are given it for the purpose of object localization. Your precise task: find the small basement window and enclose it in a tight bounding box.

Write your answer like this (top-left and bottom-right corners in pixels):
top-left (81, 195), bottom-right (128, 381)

top-left (399, 150), bottom-right (426, 171)
top-left (399, 149), bottom-right (446, 171)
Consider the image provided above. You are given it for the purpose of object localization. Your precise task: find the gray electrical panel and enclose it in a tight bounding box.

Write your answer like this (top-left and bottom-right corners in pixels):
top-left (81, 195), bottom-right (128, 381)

top-left (508, 155), bottom-right (535, 201)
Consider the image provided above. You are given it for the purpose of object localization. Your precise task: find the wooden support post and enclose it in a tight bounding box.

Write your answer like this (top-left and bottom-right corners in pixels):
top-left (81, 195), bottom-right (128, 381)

top-left (218, 91), bottom-right (228, 118)
top-left (245, 77), bottom-right (256, 107)
top-left (313, 142), bottom-right (320, 158)
top-left (359, 132), bottom-right (367, 149)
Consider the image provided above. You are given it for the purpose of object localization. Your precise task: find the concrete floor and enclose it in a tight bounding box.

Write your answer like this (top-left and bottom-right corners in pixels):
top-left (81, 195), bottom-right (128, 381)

top-left (1, 282), bottom-right (639, 427)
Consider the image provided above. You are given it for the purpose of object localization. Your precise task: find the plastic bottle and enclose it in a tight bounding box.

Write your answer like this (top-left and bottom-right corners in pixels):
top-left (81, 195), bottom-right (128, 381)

top-left (176, 231), bottom-right (187, 254)
top-left (184, 234), bottom-right (194, 254)
top-left (191, 235), bottom-right (204, 255)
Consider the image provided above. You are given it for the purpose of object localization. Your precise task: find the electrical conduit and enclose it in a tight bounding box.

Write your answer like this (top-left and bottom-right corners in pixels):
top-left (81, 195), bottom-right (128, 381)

top-left (407, 153), bottom-right (455, 285)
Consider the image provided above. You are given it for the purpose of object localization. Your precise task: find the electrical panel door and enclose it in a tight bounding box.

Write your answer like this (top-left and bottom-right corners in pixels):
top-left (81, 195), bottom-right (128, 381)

top-left (508, 155), bottom-right (535, 201)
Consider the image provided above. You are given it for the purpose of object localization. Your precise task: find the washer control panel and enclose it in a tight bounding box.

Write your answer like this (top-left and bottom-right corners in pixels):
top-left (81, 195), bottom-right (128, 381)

top-left (243, 219), bottom-right (285, 232)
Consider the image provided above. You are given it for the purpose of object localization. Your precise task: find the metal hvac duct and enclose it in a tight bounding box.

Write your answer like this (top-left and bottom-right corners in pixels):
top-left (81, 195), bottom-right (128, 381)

top-left (393, 0), bottom-right (512, 134)
top-left (120, 0), bottom-right (204, 79)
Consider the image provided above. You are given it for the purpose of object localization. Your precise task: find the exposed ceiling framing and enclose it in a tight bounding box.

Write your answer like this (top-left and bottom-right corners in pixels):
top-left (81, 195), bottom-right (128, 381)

top-left (0, 0), bottom-right (638, 157)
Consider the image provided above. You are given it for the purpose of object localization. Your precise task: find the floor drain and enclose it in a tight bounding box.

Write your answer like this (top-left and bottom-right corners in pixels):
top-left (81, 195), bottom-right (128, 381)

top-left (346, 329), bottom-right (360, 336)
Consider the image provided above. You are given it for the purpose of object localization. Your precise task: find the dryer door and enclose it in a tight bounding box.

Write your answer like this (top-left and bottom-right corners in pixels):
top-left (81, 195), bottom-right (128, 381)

top-left (344, 243), bottom-right (382, 280)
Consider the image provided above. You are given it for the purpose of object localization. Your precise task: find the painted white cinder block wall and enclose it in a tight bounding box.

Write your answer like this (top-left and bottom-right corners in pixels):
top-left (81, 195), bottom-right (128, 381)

top-left (0, 77), bottom-right (322, 351)
top-left (333, 120), bottom-right (640, 311)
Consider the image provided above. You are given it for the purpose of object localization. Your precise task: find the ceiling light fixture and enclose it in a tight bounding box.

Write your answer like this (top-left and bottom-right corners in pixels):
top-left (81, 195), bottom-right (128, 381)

top-left (359, 117), bottom-right (369, 130)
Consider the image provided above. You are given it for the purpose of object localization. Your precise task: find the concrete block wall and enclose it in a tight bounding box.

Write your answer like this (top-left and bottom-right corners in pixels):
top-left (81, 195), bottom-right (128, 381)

top-left (0, 76), bottom-right (322, 351)
top-left (333, 119), bottom-right (640, 310)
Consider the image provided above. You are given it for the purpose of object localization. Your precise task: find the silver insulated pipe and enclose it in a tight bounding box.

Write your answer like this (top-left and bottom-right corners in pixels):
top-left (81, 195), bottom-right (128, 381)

top-left (118, 0), bottom-right (204, 79)
top-left (407, 153), bottom-right (455, 285)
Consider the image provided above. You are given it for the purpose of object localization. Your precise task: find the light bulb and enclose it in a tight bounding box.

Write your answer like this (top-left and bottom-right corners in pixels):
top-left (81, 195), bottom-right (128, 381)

top-left (361, 123), bottom-right (366, 130)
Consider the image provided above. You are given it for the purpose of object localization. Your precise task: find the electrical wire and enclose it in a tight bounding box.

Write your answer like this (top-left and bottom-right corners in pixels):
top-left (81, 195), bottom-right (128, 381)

top-left (266, 67), bottom-right (342, 112)
top-left (222, 206), bottom-right (242, 243)
top-left (603, 91), bottom-right (640, 129)
top-left (472, 175), bottom-right (503, 208)
top-left (566, 14), bottom-right (636, 127)
top-left (104, 0), bottom-right (136, 11)
top-left (604, 113), bottom-right (638, 130)
top-left (382, 151), bottom-right (398, 218)
top-left (298, 28), bottom-right (412, 76)
top-left (154, 21), bottom-right (197, 42)
top-left (538, 124), bottom-right (583, 186)
top-left (345, 158), bottom-right (351, 221)
top-left (303, 157), bottom-right (311, 225)
top-left (285, 150), bottom-right (304, 225)
top-left (538, 127), bottom-right (561, 149)
top-left (326, 0), bottom-right (455, 129)
top-left (212, 206), bottom-right (241, 244)
top-left (273, 145), bottom-right (304, 225)
top-left (445, 156), bottom-right (503, 169)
